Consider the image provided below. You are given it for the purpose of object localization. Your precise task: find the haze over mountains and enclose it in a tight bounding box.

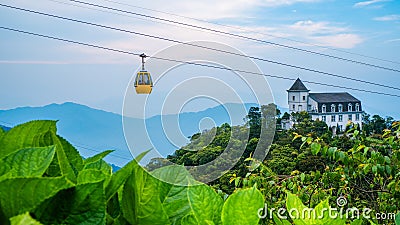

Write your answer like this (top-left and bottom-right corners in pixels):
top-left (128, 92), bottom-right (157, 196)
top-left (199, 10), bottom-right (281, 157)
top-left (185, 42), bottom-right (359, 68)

top-left (0, 102), bottom-right (278, 166)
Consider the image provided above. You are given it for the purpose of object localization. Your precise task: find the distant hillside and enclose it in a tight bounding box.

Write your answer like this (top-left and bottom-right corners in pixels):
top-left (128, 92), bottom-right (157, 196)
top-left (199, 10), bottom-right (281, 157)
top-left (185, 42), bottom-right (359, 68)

top-left (0, 125), bottom-right (11, 131)
top-left (0, 102), bottom-right (262, 166)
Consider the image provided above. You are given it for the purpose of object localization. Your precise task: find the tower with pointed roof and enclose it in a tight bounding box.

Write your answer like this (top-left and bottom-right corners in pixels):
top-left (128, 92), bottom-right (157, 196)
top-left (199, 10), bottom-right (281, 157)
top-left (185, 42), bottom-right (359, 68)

top-left (287, 78), bottom-right (309, 114)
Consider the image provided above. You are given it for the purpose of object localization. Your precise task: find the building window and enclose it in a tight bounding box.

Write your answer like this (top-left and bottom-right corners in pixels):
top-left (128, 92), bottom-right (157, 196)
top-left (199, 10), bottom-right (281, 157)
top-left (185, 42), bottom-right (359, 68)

top-left (331, 104), bottom-right (336, 113)
top-left (348, 103), bottom-right (353, 112)
top-left (322, 115), bottom-right (326, 122)
top-left (338, 104), bottom-right (343, 112)
top-left (293, 104), bottom-right (295, 110)
top-left (303, 96), bottom-right (306, 101)
top-left (355, 114), bottom-right (360, 121)
top-left (292, 96), bottom-right (295, 101)
top-left (339, 115), bottom-right (343, 122)
top-left (339, 125), bottom-right (343, 132)
top-left (356, 103), bottom-right (360, 111)
top-left (348, 114), bottom-right (352, 121)
top-left (331, 115), bottom-right (336, 122)
top-left (298, 105), bottom-right (302, 111)
top-left (322, 104), bottom-right (326, 113)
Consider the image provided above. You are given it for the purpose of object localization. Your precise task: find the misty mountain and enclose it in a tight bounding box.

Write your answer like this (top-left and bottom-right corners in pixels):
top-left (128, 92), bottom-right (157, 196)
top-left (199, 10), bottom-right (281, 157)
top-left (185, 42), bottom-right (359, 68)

top-left (0, 102), bottom-right (265, 166)
top-left (0, 125), bottom-right (11, 131)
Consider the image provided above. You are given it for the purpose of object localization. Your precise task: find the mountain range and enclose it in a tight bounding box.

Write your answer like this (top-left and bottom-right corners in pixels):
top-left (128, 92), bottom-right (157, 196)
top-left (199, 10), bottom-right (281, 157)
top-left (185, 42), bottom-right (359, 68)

top-left (0, 102), bottom-right (278, 166)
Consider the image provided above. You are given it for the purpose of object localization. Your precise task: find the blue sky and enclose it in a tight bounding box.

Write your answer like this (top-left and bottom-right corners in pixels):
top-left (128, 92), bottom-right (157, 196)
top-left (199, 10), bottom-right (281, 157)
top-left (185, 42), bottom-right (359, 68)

top-left (0, 0), bottom-right (399, 118)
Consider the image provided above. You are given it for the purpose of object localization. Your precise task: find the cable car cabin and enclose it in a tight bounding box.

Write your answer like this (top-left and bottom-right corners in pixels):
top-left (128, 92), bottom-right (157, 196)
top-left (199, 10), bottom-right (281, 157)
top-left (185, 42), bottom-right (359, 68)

top-left (134, 71), bottom-right (153, 94)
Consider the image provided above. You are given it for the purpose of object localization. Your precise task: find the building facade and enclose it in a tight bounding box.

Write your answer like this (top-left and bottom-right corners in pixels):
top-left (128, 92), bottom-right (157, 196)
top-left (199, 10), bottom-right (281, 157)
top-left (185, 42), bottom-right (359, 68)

top-left (284, 78), bottom-right (363, 131)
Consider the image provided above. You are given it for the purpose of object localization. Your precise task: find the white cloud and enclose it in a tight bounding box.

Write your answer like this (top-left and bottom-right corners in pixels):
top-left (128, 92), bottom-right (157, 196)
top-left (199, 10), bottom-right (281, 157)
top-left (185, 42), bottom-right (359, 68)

top-left (281, 20), bottom-right (363, 48)
top-left (353, 0), bottom-right (389, 7)
top-left (105, 0), bottom-right (320, 20)
top-left (373, 14), bottom-right (400, 21)
top-left (384, 38), bottom-right (400, 43)
top-left (310, 34), bottom-right (364, 48)
top-left (289, 20), bottom-right (348, 34)
top-left (257, 0), bottom-right (320, 7)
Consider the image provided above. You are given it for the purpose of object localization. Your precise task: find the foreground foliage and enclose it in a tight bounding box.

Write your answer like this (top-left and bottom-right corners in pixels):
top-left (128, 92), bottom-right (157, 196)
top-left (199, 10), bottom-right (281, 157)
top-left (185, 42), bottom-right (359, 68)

top-left (1, 113), bottom-right (400, 224)
top-left (0, 120), bottom-right (266, 225)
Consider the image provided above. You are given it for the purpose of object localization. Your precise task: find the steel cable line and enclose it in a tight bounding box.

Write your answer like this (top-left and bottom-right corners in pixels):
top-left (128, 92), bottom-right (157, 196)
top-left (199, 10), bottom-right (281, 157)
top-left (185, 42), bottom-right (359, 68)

top-left (1, 3), bottom-right (399, 92)
top-left (48, 0), bottom-right (230, 39)
top-left (67, 0), bottom-right (400, 72)
top-left (1, 26), bottom-right (400, 98)
top-left (99, 0), bottom-right (400, 66)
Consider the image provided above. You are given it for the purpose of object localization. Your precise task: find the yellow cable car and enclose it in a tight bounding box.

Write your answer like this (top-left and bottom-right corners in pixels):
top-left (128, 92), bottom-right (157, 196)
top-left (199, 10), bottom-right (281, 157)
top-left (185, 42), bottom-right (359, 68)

top-left (134, 53), bottom-right (153, 94)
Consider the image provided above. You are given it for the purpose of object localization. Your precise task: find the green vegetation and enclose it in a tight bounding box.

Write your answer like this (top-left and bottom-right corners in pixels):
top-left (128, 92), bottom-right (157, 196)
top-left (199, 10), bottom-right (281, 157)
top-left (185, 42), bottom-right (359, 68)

top-left (166, 107), bottom-right (400, 224)
top-left (0, 106), bottom-right (399, 224)
top-left (0, 120), bottom-right (264, 225)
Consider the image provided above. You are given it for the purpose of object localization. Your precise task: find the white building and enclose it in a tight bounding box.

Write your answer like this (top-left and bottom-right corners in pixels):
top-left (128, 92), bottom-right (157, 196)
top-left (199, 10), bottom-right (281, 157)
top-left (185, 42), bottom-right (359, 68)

top-left (283, 78), bottom-right (363, 132)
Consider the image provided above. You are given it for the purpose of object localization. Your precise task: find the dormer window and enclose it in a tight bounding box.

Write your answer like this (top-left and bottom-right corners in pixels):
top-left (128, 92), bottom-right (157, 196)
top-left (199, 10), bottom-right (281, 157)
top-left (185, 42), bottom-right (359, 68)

top-left (331, 104), bottom-right (336, 113)
top-left (322, 104), bottom-right (326, 113)
top-left (348, 103), bottom-right (353, 112)
top-left (355, 103), bottom-right (360, 111)
top-left (338, 104), bottom-right (343, 112)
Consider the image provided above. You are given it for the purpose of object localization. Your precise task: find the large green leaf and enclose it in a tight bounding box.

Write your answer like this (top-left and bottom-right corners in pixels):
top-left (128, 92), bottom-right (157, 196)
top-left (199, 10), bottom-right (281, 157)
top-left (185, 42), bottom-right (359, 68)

top-left (0, 146), bottom-right (55, 177)
top-left (151, 165), bottom-right (223, 224)
top-left (182, 183), bottom-right (224, 225)
top-left (77, 169), bottom-right (108, 184)
top-left (273, 214), bottom-right (292, 225)
top-left (395, 212), bottom-right (400, 225)
top-left (0, 177), bottom-right (74, 219)
top-left (0, 120), bottom-right (56, 159)
top-left (151, 165), bottom-right (196, 187)
top-left (121, 163), bottom-right (170, 225)
top-left (221, 186), bottom-right (264, 225)
top-left (0, 120), bottom-right (81, 182)
top-left (56, 135), bottom-right (84, 175)
top-left (151, 165), bottom-right (196, 223)
top-left (84, 159), bottom-right (112, 176)
top-left (105, 150), bottom-right (150, 201)
top-left (34, 181), bottom-right (106, 225)
top-left (10, 212), bottom-right (43, 225)
top-left (285, 192), bottom-right (345, 225)
top-left (350, 219), bottom-right (363, 225)
top-left (45, 134), bottom-right (84, 179)
top-left (50, 133), bottom-right (78, 183)
top-left (84, 150), bottom-right (114, 165)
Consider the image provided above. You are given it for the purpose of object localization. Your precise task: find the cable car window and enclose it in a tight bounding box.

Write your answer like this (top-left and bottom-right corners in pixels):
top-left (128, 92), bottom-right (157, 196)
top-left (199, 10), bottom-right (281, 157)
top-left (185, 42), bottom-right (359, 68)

top-left (138, 74), bottom-right (144, 85)
top-left (134, 75), bottom-right (139, 86)
top-left (143, 74), bottom-right (149, 85)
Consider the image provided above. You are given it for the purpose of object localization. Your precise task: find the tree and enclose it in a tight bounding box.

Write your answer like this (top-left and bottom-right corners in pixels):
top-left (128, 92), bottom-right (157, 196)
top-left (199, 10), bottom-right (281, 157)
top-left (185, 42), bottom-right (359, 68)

top-left (282, 112), bottom-right (290, 120)
top-left (247, 107), bottom-right (261, 139)
top-left (372, 114), bottom-right (386, 134)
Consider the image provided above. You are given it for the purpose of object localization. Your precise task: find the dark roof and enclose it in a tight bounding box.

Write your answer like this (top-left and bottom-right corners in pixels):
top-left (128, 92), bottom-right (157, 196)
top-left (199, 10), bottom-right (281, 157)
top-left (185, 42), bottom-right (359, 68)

top-left (288, 78), bottom-right (309, 91)
top-left (309, 92), bottom-right (360, 103)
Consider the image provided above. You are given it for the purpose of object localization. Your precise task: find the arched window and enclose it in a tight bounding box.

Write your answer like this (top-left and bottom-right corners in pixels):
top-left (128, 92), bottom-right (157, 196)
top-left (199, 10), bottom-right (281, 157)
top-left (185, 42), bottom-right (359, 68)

top-left (338, 104), bottom-right (343, 112)
top-left (348, 103), bottom-right (353, 112)
top-left (355, 103), bottom-right (360, 111)
top-left (331, 104), bottom-right (336, 113)
top-left (322, 104), bottom-right (326, 113)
